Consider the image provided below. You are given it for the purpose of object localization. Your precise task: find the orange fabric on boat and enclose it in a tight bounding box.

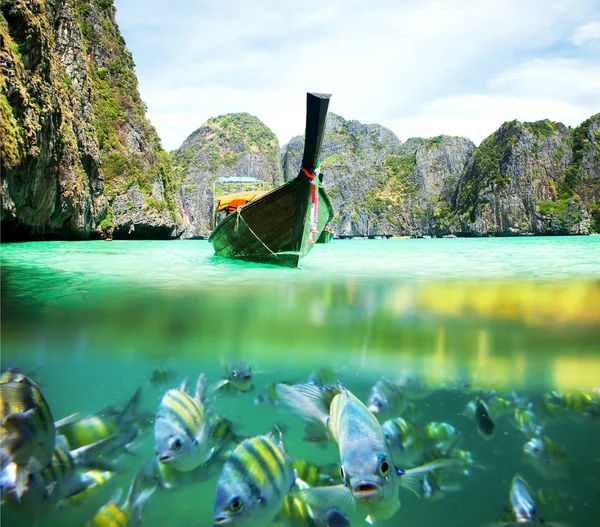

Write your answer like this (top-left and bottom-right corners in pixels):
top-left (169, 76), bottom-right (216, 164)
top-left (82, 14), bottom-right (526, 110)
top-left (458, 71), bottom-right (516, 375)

top-left (216, 191), bottom-right (267, 213)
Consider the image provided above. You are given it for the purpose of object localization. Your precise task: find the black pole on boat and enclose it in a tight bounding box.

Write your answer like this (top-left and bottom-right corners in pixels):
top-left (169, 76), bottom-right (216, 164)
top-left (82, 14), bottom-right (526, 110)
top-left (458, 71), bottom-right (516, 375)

top-left (301, 92), bottom-right (331, 174)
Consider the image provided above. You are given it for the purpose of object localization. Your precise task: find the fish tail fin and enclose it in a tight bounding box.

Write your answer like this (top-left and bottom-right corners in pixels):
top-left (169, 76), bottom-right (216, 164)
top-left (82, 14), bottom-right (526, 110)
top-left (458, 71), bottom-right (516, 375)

top-left (126, 474), bottom-right (156, 515)
top-left (275, 383), bottom-right (336, 432)
top-left (71, 435), bottom-right (123, 472)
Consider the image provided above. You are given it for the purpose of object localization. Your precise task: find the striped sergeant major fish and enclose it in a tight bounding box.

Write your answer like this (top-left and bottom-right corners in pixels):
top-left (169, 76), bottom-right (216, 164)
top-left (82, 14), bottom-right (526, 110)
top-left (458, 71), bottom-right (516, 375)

top-left (275, 383), bottom-right (455, 523)
top-left (86, 475), bottom-right (155, 527)
top-left (213, 431), bottom-right (295, 526)
top-left (56, 389), bottom-right (145, 454)
top-left (1, 368), bottom-right (55, 473)
top-left (9, 436), bottom-right (120, 513)
top-left (154, 374), bottom-right (213, 472)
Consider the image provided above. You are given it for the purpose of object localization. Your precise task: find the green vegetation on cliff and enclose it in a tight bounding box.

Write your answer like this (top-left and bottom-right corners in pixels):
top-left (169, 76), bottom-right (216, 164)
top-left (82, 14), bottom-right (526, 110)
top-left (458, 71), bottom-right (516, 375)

top-left (71, 0), bottom-right (179, 221)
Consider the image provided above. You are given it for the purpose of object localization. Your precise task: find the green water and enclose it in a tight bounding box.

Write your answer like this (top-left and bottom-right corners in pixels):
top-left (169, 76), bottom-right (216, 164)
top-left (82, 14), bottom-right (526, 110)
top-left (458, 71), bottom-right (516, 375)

top-left (1, 237), bottom-right (600, 526)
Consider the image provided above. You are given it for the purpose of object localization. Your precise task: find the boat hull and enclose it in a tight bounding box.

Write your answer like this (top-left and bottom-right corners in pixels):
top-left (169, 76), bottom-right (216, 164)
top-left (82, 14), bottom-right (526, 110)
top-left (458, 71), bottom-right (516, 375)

top-left (317, 229), bottom-right (334, 244)
top-left (208, 175), bottom-right (334, 268)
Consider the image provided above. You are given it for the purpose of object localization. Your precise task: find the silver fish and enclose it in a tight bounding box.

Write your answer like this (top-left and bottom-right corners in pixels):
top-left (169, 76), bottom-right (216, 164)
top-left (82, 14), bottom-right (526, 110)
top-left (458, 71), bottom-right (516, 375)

top-left (367, 378), bottom-right (406, 420)
top-left (276, 383), bottom-right (453, 523)
top-left (523, 437), bottom-right (568, 481)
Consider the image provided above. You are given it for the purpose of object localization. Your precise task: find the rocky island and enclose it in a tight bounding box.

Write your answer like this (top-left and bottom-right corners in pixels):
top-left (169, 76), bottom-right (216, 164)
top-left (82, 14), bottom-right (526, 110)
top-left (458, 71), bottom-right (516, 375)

top-left (2, 0), bottom-right (599, 241)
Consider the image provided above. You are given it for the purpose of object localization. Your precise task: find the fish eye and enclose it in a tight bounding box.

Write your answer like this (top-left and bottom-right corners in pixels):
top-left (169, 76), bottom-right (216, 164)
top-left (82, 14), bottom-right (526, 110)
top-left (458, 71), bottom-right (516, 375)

top-left (379, 458), bottom-right (391, 476)
top-left (232, 370), bottom-right (238, 377)
top-left (230, 496), bottom-right (243, 511)
top-left (171, 438), bottom-right (182, 451)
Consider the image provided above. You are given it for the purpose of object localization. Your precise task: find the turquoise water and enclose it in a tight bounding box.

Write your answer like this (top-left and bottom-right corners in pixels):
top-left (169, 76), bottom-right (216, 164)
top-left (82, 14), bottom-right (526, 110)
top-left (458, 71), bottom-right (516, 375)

top-left (1, 238), bottom-right (600, 526)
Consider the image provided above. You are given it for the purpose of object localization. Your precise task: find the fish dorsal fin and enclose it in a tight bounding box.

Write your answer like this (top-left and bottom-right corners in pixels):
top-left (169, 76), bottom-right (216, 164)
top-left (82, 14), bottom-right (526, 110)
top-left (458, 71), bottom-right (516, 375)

top-left (111, 488), bottom-right (124, 507)
top-left (275, 383), bottom-right (337, 431)
top-left (179, 378), bottom-right (189, 394)
top-left (195, 374), bottom-right (207, 402)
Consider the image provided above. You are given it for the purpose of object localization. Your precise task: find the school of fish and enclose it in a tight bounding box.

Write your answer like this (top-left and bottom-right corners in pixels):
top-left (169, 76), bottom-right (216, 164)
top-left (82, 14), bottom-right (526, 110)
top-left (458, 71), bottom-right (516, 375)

top-left (1, 363), bottom-right (598, 526)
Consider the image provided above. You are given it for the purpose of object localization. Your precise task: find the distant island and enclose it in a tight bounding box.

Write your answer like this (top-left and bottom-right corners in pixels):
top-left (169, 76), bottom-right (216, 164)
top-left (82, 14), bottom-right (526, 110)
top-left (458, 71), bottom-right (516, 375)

top-left (1, 1), bottom-right (599, 241)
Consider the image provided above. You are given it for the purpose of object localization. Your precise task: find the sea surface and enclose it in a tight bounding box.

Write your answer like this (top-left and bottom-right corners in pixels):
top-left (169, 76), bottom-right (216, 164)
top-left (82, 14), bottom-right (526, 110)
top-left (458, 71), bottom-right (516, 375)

top-left (1, 237), bottom-right (599, 526)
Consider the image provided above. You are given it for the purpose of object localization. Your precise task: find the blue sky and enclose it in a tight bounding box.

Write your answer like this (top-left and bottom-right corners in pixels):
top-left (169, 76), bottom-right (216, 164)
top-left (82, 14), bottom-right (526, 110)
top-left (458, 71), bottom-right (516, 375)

top-left (113, 0), bottom-right (600, 151)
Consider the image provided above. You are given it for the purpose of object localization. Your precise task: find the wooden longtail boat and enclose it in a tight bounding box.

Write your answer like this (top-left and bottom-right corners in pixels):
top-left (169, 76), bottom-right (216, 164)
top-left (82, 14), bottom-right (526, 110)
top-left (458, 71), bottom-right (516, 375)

top-left (208, 93), bottom-right (334, 268)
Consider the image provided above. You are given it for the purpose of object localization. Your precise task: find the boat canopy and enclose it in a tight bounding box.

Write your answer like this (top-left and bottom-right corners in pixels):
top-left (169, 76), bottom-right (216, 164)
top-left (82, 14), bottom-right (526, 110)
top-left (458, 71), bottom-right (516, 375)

top-left (216, 190), bottom-right (268, 213)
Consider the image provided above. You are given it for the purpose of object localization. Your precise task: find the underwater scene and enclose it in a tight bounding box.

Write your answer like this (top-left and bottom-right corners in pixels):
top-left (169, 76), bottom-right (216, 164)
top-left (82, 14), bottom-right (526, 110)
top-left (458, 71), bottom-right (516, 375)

top-left (1, 237), bottom-right (600, 527)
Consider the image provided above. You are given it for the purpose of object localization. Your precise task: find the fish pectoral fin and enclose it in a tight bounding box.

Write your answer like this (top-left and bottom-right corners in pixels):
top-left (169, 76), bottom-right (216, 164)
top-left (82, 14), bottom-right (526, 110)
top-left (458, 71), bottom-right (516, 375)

top-left (400, 459), bottom-right (458, 498)
top-left (202, 446), bottom-right (216, 464)
top-left (211, 379), bottom-right (231, 392)
top-left (54, 412), bottom-right (84, 428)
top-left (365, 515), bottom-right (376, 525)
top-left (292, 484), bottom-right (355, 514)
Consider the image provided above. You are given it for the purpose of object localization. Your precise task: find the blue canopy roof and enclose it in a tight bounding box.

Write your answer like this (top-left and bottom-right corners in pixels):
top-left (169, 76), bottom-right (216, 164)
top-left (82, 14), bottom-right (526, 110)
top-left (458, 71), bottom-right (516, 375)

top-left (217, 176), bottom-right (260, 183)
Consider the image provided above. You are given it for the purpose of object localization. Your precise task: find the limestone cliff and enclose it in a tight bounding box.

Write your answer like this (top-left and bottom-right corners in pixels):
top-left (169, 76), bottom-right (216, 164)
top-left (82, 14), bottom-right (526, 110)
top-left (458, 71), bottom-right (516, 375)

top-left (173, 113), bottom-right (282, 237)
top-left (1, 0), bottom-right (179, 240)
top-left (572, 114), bottom-right (600, 233)
top-left (282, 114), bottom-right (474, 236)
top-left (452, 120), bottom-right (590, 236)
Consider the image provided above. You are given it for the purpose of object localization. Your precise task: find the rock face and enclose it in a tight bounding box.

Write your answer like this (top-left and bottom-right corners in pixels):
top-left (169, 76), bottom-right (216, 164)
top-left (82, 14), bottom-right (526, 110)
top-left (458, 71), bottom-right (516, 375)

top-left (573, 114), bottom-right (600, 233)
top-left (173, 113), bottom-right (282, 237)
top-left (282, 114), bottom-right (598, 236)
top-left (282, 113), bottom-right (474, 236)
top-left (452, 120), bottom-right (590, 236)
top-left (1, 0), bottom-right (179, 241)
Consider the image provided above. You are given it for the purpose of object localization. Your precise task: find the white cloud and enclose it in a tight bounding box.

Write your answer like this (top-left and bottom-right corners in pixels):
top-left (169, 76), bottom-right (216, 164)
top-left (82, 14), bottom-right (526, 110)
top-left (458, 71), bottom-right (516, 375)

top-left (114, 0), bottom-right (600, 150)
top-left (571, 20), bottom-right (600, 45)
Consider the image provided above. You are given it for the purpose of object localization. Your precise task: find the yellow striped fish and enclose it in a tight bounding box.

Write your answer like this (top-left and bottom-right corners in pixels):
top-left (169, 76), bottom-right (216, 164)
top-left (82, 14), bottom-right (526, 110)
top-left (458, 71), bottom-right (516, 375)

top-left (12, 436), bottom-right (120, 512)
top-left (86, 475), bottom-right (155, 527)
top-left (213, 432), bottom-right (295, 526)
top-left (56, 388), bottom-right (145, 452)
top-left (154, 374), bottom-right (213, 472)
top-left (1, 368), bottom-right (55, 471)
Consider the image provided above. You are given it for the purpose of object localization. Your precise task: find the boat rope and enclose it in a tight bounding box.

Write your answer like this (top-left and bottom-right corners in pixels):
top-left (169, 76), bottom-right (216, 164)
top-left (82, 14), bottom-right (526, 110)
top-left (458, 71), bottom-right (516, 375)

top-left (234, 206), bottom-right (280, 258)
top-left (301, 160), bottom-right (321, 244)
